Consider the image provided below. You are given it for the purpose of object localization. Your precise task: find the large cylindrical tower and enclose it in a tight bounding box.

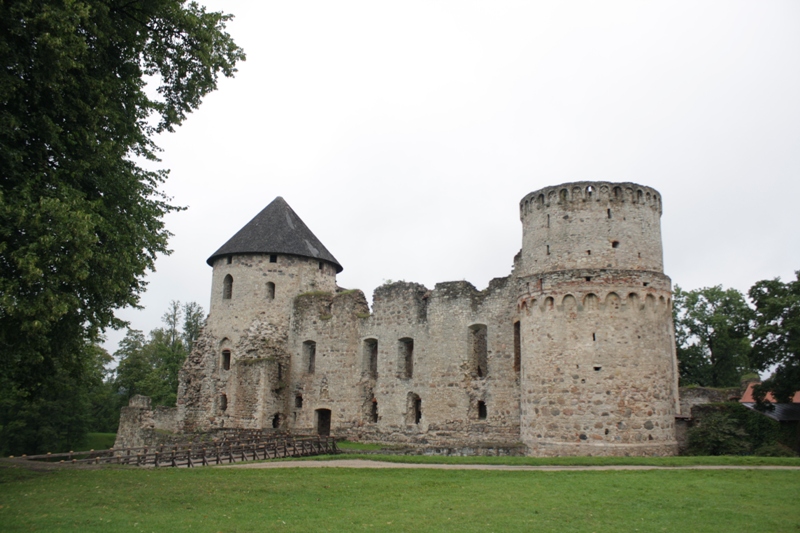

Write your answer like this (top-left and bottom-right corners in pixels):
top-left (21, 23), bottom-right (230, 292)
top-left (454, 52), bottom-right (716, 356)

top-left (517, 182), bottom-right (679, 456)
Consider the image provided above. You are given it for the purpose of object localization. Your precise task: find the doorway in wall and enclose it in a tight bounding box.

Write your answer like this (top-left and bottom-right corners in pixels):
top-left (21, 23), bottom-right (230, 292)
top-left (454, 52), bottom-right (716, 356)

top-left (315, 408), bottom-right (331, 436)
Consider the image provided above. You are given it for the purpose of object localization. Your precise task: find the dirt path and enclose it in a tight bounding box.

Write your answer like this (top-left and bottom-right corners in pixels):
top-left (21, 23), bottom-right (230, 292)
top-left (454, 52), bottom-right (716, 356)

top-left (220, 459), bottom-right (800, 471)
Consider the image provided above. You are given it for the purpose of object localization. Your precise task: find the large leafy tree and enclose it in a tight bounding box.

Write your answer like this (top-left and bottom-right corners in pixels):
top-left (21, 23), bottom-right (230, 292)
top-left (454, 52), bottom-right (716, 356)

top-left (0, 1), bottom-right (243, 453)
top-left (673, 285), bottom-right (754, 387)
top-left (749, 271), bottom-right (800, 403)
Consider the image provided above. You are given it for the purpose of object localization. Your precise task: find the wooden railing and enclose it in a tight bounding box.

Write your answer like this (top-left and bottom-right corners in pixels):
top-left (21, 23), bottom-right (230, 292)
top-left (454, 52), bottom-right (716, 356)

top-left (15, 435), bottom-right (338, 468)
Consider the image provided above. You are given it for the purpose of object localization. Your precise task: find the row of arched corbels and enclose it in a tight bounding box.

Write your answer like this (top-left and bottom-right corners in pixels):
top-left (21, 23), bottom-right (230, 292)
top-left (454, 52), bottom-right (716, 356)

top-left (517, 291), bottom-right (671, 314)
top-left (520, 182), bottom-right (662, 217)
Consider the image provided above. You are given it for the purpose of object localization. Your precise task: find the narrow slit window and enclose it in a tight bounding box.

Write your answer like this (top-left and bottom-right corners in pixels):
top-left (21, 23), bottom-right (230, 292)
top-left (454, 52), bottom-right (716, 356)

top-left (272, 413), bottom-right (281, 429)
top-left (546, 214), bottom-right (550, 228)
top-left (318, 261), bottom-right (323, 270)
top-left (546, 244), bottom-right (550, 255)
top-left (266, 282), bottom-right (275, 300)
top-left (295, 395), bottom-right (303, 408)
top-left (513, 321), bottom-right (521, 374)
top-left (607, 209), bottom-right (612, 219)
top-left (220, 394), bottom-right (227, 412)
top-left (303, 341), bottom-right (316, 373)
top-left (370, 400), bottom-right (378, 423)
top-left (222, 350), bottom-right (231, 371)
top-left (226, 255), bottom-right (232, 265)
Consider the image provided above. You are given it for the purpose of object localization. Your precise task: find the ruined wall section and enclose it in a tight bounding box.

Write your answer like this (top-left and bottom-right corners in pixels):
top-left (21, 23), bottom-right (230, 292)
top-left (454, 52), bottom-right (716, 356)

top-left (290, 280), bottom-right (521, 447)
top-left (289, 290), bottom-right (371, 434)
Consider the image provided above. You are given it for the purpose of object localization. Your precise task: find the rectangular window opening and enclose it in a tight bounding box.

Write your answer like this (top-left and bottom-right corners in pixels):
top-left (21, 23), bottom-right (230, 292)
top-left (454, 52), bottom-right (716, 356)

top-left (303, 341), bottom-right (316, 373)
top-left (469, 324), bottom-right (488, 378)
top-left (399, 338), bottom-right (414, 379)
top-left (478, 400), bottom-right (487, 420)
top-left (269, 254), bottom-right (277, 263)
top-left (222, 350), bottom-right (231, 371)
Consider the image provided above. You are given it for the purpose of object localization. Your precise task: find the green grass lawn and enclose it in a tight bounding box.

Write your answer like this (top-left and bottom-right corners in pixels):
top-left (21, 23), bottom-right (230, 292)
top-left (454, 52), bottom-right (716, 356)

top-left (1, 462), bottom-right (798, 532)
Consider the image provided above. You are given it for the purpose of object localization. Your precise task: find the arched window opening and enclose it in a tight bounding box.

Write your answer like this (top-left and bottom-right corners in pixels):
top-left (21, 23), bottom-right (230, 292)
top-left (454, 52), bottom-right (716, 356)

top-left (295, 394), bottom-right (303, 408)
top-left (220, 394), bottom-right (227, 412)
top-left (513, 321), bottom-right (521, 374)
top-left (399, 338), bottom-right (414, 379)
top-left (266, 282), bottom-right (275, 300)
top-left (363, 339), bottom-right (378, 378)
top-left (222, 274), bottom-right (233, 300)
top-left (478, 400), bottom-right (487, 420)
top-left (221, 350), bottom-right (231, 371)
top-left (469, 324), bottom-right (488, 378)
top-left (303, 341), bottom-right (316, 373)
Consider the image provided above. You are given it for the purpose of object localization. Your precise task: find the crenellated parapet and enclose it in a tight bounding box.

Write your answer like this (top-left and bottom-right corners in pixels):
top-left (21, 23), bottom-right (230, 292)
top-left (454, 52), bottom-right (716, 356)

top-left (519, 181), bottom-right (662, 218)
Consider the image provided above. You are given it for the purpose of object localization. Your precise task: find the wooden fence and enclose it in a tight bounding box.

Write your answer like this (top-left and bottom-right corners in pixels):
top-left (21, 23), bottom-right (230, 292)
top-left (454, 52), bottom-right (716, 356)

top-left (15, 435), bottom-right (338, 468)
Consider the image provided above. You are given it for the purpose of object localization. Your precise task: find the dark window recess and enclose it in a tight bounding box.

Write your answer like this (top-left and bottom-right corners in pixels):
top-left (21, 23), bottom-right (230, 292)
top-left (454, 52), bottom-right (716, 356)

top-left (277, 363), bottom-right (283, 381)
top-left (585, 277), bottom-right (592, 282)
top-left (513, 321), bottom-right (521, 374)
top-left (478, 400), bottom-right (487, 420)
top-left (270, 254), bottom-right (277, 263)
top-left (607, 209), bottom-right (612, 219)
top-left (370, 400), bottom-right (378, 423)
top-left (295, 395), bottom-right (303, 408)
top-left (303, 341), bottom-right (316, 373)
top-left (469, 324), bottom-right (488, 378)
top-left (318, 261), bottom-right (323, 270)
top-left (414, 397), bottom-right (422, 424)
top-left (226, 255), bottom-right (232, 265)
top-left (546, 214), bottom-right (550, 228)
top-left (643, 282), bottom-right (649, 287)
top-left (222, 274), bottom-right (233, 300)
top-left (399, 338), bottom-right (414, 379)
top-left (220, 394), bottom-right (227, 412)
top-left (364, 339), bottom-right (378, 378)
top-left (222, 350), bottom-right (231, 371)
top-left (546, 244), bottom-right (550, 255)
top-left (587, 250), bottom-right (591, 255)
top-left (594, 366), bottom-right (602, 371)
top-left (592, 333), bottom-right (596, 341)
top-left (272, 413), bottom-right (281, 429)
top-left (612, 241), bottom-right (620, 248)
top-left (266, 282), bottom-right (275, 300)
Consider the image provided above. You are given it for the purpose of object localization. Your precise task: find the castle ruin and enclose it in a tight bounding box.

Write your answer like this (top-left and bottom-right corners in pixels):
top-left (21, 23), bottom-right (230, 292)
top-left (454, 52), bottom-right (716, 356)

top-left (116, 181), bottom-right (680, 456)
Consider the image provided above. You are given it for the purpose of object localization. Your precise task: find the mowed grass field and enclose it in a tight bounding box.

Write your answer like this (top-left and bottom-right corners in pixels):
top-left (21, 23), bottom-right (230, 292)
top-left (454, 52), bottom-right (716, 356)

top-left (1, 459), bottom-right (798, 532)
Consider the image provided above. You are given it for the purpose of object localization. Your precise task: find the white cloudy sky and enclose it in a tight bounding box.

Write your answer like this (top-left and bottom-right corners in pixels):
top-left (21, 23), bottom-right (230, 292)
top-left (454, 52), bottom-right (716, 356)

top-left (106, 0), bottom-right (800, 353)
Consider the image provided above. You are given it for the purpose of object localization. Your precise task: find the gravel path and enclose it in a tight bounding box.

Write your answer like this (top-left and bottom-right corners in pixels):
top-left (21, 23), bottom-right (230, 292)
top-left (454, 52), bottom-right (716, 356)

top-left (220, 459), bottom-right (800, 471)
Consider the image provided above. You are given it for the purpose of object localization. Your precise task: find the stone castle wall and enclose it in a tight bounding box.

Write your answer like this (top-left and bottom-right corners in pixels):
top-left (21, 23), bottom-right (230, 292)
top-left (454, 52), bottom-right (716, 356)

top-left (145, 180), bottom-right (681, 456)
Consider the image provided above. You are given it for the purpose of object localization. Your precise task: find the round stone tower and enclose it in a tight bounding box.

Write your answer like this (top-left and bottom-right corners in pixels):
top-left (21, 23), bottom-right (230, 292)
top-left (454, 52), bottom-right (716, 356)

top-left (205, 196), bottom-right (342, 344)
top-left (516, 182), bottom-right (679, 456)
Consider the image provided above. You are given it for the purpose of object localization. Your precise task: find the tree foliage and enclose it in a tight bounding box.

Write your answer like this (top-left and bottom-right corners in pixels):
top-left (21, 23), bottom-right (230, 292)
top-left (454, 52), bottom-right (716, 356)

top-left (114, 301), bottom-right (203, 408)
top-left (749, 271), bottom-right (800, 403)
top-left (673, 285), bottom-right (753, 387)
top-left (0, 0), bottom-right (243, 454)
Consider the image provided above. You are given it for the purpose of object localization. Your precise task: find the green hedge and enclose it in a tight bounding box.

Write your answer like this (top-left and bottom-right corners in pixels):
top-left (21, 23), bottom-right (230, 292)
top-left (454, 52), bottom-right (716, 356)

top-left (687, 403), bottom-right (797, 456)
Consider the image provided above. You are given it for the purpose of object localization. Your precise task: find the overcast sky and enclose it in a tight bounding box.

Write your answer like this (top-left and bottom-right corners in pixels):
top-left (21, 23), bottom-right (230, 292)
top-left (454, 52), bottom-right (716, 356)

top-left (105, 1), bottom-right (800, 353)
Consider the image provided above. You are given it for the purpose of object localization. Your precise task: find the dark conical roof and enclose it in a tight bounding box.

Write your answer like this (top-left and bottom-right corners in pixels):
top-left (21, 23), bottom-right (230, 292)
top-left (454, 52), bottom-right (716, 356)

top-left (207, 197), bottom-right (343, 272)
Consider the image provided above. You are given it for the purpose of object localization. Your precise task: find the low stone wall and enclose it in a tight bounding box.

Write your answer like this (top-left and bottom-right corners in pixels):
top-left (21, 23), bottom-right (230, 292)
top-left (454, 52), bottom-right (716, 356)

top-left (114, 395), bottom-right (178, 449)
top-left (678, 386), bottom-right (741, 416)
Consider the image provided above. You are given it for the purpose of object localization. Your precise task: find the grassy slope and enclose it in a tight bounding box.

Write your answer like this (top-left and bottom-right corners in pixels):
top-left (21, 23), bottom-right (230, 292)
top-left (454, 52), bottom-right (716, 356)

top-left (0, 464), bottom-right (798, 532)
